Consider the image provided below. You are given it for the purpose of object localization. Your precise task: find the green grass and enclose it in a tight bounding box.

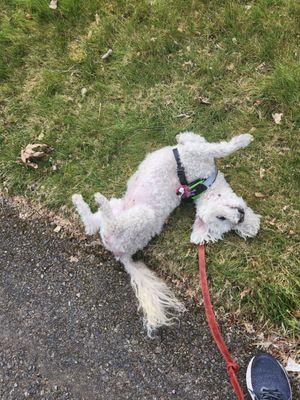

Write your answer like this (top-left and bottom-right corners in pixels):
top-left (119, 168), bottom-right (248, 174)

top-left (0, 0), bottom-right (299, 336)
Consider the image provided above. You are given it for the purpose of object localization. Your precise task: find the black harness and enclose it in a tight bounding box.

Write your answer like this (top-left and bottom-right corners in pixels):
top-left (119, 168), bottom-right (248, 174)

top-left (173, 148), bottom-right (218, 200)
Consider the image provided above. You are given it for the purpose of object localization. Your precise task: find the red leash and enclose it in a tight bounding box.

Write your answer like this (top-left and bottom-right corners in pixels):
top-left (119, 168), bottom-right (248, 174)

top-left (198, 244), bottom-right (245, 399)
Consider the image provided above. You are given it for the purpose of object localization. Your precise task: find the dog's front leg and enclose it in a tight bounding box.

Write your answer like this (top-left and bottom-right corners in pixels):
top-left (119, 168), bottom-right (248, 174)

top-left (190, 214), bottom-right (209, 244)
top-left (72, 194), bottom-right (102, 235)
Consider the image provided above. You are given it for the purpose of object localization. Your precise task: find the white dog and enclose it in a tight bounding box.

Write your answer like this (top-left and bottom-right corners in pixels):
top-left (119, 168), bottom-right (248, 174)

top-left (72, 132), bottom-right (260, 335)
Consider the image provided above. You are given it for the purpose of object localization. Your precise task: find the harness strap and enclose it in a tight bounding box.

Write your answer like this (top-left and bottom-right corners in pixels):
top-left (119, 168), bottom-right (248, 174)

top-left (173, 148), bottom-right (188, 185)
top-left (173, 147), bottom-right (218, 200)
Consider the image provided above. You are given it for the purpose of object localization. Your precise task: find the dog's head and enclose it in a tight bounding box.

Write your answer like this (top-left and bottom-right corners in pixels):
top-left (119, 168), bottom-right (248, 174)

top-left (190, 173), bottom-right (260, 244)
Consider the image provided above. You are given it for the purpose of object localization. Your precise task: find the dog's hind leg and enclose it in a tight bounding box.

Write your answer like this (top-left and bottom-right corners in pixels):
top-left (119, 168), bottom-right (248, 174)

top-left (72, 194), bottom-right (102, 235)
top-left (203, 133), bottom-right (253, 158)
top-left (95, 192), bottom-right (159, 250)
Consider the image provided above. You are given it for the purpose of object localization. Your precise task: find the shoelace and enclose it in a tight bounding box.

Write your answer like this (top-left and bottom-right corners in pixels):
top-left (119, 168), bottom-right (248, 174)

top-left (259, 388), bottom-right (285, 400)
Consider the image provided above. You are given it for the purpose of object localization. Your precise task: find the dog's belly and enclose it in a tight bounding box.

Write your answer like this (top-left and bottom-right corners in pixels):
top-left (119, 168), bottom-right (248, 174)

top-left (123, 147), bottom-right (179, 213)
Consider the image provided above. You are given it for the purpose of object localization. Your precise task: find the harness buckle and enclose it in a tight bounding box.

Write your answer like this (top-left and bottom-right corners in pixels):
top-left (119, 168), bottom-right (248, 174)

top-left (176, 185), bottom-right (191, 199)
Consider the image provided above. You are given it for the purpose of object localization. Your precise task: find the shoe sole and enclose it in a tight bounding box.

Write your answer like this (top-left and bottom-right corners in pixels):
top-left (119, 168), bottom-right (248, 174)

top-left (246, 354), bottom-right (293, 400)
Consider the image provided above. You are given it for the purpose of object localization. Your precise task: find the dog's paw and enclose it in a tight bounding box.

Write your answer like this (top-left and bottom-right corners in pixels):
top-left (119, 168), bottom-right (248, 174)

top-left (72, 193), bottom-right (83, 207)
top-left (190, 231), bottom-right (204, 245)
top-left (232, 133), bottom-right (253, 148)
top-left (94, 192), bottom-right (109, 208)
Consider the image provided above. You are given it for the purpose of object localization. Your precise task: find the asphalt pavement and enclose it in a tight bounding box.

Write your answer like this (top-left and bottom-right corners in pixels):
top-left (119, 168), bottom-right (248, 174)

top-left (0, 200), bottom-right (296, 400)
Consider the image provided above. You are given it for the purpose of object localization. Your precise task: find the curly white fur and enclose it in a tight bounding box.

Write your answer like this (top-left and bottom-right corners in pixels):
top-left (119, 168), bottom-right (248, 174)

top-left (72, 133), bottom-right (260, 335)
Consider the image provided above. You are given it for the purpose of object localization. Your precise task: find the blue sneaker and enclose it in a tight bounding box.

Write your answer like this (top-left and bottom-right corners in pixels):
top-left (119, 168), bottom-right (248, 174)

top-left (246, 352), bottom-right (292, 400)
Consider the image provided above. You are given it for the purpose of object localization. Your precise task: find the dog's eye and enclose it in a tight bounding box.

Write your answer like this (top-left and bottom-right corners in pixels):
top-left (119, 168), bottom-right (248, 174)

top-left (217, 216), bottom-right (226, 221)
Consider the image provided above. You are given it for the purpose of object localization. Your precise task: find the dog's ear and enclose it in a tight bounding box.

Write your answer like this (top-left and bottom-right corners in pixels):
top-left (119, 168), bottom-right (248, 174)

top-left (176, 131), bottom-right (207, 145)
top-left (234, 206), bottom-right (260, 239)
top-left (190, 217), bottom-right (209, 244)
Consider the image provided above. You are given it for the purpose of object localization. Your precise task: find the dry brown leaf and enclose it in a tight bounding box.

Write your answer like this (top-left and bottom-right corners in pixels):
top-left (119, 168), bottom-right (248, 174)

top-left (259, 167), bottom-right (265, 179)
top-left (177, 24), bottom-right (186, 33)
top-left (255, 192), bottom-right (265, 199)
top-left (49, 0), bottom-right (58, 10)
top-left (272, 112), bottom-right (283, 124)
top-left (293, 310), bottom-right (300, 318)
top-left (226, 63), bottom-right (235, 71)
top-left (197, 96), bottom-right (211, 105)
top-left (81, 87), bottom-right (87, 97)
top-left (254, 340), bottom-right (273, 350)
top-left (256, 62), bottom-right (270, 73)
top-left (244, 322), bottom-right (255, 334)
top-left (240, 288), bottom-right (251, 299)
top-left (182, 60), bottom-right (193, 68)
top-left (53, 225), bottom-right (61, 233)
top-left (20, 143), bottom-right (52, 169)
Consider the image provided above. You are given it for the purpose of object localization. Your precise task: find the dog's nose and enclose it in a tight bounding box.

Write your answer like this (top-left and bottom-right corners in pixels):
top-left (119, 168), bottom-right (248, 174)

top-left (237, 207), bottom-right (245, 223)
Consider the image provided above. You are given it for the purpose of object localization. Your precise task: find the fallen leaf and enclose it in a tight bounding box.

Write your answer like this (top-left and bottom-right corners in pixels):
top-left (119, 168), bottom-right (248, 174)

top-left (53, 225), bottom-right (61, 233)
top-left (49, 0), bottom-right (58, 10)
top-left (259, 167), bottom-right (265, 179)
top-left (286, 358), bottom-right (300, 373)
top-left (182, 60), bottom-right (193, 68)
top-left (293, 310), bottom-right (300, 318)
top-left (272, 112), bottom-right (283, 124)
top-left (254, 341), bottom-right (273, 350)
top-left (101, 48), bottom-right (113, 60)
top-left (266, 219), bottom-right (276, 226)
top-left (227, 63), bottom-right (235, 71)
top-left (175, 112), bottom-right (194, 119)
top-left (81, 87), bottom-right (87, 97)
top-left (20, 143), bottom-right (52, 169)
top-left (244, 322), bottom-right (255, 334)
top-left (256, 62), bottom-right (270, 73)
top-left (177, 24), bottom-right (186, 33)
top-left (255, 192), bottom-right (265, 199)
top-left (240, 288), bottom-right (251, 299)
top-left (197, 96), bottom-right (211, 105)
top-left (254, 99), bottom-right (263, 106)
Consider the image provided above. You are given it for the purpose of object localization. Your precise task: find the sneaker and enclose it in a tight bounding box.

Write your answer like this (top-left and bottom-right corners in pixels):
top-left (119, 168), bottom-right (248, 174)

top-left (246, 352), bottom-right (292, 400)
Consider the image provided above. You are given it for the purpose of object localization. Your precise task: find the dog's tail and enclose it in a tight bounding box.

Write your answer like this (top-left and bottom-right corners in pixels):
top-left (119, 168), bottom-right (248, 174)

top-left (120, 256), bottom-right (185, 336)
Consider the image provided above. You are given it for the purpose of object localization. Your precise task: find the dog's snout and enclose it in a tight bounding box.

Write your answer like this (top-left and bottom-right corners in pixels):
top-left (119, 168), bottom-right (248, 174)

top-left (237, 207), bottom-right (245, 223)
